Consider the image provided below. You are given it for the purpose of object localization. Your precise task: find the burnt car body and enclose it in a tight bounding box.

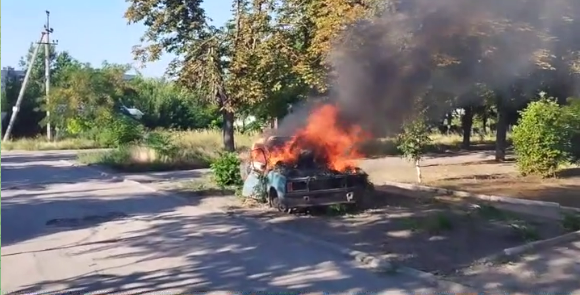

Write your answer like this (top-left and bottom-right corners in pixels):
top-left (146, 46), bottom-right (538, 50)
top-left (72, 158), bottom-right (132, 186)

top-left (241, 136), bottom-right (370, 212)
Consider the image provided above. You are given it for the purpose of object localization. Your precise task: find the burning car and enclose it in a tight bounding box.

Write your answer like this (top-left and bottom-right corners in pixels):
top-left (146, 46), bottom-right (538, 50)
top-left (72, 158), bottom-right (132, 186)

top-left (240, 136), bottom-right (370, 212)
top-left (240, 104), bottom-right (373, 212)
top-left (241, 108), bottom-right (369, 212)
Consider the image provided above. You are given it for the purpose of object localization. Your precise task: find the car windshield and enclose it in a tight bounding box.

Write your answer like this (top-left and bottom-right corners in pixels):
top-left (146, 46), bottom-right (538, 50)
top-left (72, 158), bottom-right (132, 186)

top-left (266, 136), bottom-right (293, 149)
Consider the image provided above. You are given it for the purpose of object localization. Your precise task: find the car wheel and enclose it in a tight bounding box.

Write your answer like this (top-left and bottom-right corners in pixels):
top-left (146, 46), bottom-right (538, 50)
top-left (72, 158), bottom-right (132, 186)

top-left (269, 188), bottom-right (290, 213)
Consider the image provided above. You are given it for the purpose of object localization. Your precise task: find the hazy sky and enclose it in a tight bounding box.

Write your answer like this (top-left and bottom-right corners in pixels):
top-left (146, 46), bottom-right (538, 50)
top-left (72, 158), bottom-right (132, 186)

top-left (1, 0), bottom-right (231, 77)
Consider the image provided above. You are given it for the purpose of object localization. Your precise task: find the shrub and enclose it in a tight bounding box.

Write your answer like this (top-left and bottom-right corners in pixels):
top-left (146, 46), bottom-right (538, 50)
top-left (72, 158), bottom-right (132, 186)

top-left (397, 114), bottom-right (432, 183)
top-left (96, 114), bottom-right (144, 147)
top-left (210, 152), bottom-right (243, 187)
top-left (512, 97), bottom-right (573, 177)
top-left (566, 98), bottom-right (580, 162)
top-left (143, 131), bottom-right (178, 159)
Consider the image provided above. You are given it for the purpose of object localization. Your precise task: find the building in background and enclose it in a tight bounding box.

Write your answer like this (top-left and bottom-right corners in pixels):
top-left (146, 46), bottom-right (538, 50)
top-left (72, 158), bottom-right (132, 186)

top-left (1, 67), bottom-right (25, 93)
top-left (1, 67), bottom-right (136, 93)
top-left (123, 74), bottom-right (136, 81)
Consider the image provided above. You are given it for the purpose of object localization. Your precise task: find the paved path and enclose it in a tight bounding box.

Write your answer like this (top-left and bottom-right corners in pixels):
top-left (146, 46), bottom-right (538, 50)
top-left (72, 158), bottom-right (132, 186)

top-left (111, 151), bottom-right (500, 185)
top-left (455, 239), bottom-right (580, 295)
top-left (1, 151), bottom-right (458, 295)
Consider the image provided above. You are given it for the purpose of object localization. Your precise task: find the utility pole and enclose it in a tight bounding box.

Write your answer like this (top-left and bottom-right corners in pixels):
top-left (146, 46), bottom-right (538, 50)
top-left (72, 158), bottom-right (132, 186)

top-left (42, 10), bottom-right (58, 141)
top-left (3, 33), bottom-right (46, 142)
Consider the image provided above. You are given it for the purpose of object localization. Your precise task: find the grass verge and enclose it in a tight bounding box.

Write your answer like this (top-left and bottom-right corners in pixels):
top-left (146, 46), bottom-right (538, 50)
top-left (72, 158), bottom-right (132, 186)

top-left (77, 146), bottom-right (212, 172)
top-left (12, 130), bottom-right (507, 173)
top-left (1, 137), bottom-right (102, 151)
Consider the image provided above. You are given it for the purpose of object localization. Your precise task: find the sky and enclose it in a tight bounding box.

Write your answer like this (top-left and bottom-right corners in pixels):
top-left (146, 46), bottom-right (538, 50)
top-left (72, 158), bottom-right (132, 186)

top-left (1, 0), bottom-right (231, 77)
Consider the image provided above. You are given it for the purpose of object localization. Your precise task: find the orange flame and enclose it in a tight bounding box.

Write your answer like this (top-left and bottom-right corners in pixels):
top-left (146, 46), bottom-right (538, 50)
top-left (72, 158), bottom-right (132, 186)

top-left (267, 104), bottom-right (368, 172)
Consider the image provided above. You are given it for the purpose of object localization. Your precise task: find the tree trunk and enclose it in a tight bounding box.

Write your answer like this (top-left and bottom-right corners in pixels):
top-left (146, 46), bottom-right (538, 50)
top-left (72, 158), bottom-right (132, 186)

top-left (446, 112), bottom-right (453, 135)
top-left (241, 116), bottom-right (246, 133)
top-left (415, 159), bottom-right (422, 183)
top-left (222, 109), bottom-right (235, 152)
top-left (461, 107), bottom-right (474, 149)
top-left (495, 103), bottom-right (508, 161)
top-left (269, 118), bottom-right (278, 129)
top-left (482, 112), bottom-right (488, 134)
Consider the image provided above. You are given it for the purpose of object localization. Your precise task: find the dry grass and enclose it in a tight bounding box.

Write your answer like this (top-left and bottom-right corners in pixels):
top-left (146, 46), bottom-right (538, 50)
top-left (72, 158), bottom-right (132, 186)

top-left (1, 137), bottom-right (102, 151)
top-left (168, 130), bottom-right (258, 159)
top-left (430, 131), bottom-right (498, 145)
top-left (7, 129), bottom-right (507, 174)
top-left (77, 146), bottom-right (207, 172)
top-left (1, 130), bottom-right (259, 152)
top-left (2, 129), bottom-right (501, 155)
top-left (360, 132), bottom-right (505, 158)
top-left (75, 130), bottom-right (259, 172)
top-left (363, 155), bottom-right (580, 208)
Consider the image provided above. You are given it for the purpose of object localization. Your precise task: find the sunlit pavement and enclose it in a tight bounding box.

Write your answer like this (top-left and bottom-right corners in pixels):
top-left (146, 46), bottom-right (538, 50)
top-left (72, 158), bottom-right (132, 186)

top-left (1, 151), bottom-right (461, 294)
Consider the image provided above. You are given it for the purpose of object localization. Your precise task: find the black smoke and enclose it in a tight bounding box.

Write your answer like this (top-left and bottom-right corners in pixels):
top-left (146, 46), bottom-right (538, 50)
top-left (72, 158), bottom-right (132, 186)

top-left (276, 0), bottom-right (579, 138)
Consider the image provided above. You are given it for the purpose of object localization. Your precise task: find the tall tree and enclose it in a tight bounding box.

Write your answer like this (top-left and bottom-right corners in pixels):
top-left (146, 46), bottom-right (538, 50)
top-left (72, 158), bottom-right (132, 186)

top-left (125, 0), bottom-right (240, 151)
top-left (46, 63), bottom-right (131, 129)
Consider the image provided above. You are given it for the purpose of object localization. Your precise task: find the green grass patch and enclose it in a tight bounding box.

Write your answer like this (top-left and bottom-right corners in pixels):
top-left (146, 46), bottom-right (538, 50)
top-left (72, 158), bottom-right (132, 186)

top-left (401, 213), bottom-right (454, 234)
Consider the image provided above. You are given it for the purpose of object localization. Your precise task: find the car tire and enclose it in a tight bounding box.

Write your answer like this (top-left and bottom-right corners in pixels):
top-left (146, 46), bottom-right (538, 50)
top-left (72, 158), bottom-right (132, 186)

top-left (269, 188), bottom-right (290, 213)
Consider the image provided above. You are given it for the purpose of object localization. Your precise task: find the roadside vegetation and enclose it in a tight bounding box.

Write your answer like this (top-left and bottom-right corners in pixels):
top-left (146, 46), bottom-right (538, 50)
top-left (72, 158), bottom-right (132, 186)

top-left (1, 0), bottom-right (579, 206)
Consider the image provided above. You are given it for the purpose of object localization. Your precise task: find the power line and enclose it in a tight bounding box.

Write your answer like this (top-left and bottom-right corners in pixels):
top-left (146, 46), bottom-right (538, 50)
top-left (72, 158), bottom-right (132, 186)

top-left (40, 10), bottom-right (58, 141)
top-left (3, 11), bottom-right (59, 142)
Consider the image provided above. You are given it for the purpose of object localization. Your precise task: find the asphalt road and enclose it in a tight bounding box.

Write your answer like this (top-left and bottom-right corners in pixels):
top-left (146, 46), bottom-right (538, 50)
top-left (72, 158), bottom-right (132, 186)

top-left (2, 151), bottom-right (458, 295)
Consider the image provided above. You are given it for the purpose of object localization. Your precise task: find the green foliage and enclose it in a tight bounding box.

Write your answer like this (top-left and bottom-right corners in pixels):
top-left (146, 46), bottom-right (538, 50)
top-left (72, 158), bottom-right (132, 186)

top-left (2, 66), bottom-right (45, 137)
top-left (509, 220), bottom-right (540, 241)
top-left (95, 114), bottom-right (144, 147)
top-left (397, 115), bottom-right (432, 161)
top-left (1, 90), bottom-right (8, 112)
top-left (561, 212), bottom-right (580, 232)
top-left (65, 117), bottom-right (92, 135)
top-left (143, 131), bottom-right (178, 158)
top-left (210, 152), bottom-right (243, 187)
top-left (125, 77), bottom-right (218, 130)
top-left (512, 97), bottom-right (574, 177)
top-left (565, 98), bottom-right (580, 162)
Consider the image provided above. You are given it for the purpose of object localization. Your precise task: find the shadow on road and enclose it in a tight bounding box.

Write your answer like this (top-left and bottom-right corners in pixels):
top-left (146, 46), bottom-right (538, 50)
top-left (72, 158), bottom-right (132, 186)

top-left (4, 151), bottom-right (577, 294)
top-left (1, 152), bottom-right (78, 163)
top-left (5, 210), bottom-right (445, 295)
top-left (1, 152), bottom-right (206, 246)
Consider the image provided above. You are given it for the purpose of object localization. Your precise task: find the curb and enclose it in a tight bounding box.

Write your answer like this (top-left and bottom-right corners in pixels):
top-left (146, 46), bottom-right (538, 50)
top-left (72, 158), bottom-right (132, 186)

top-left (480, 230), bottom-right (580, 264)
top-left (120, 178), bottom-right (396, 272)
top-left (70, 159), bottom-right (477, 293)
top-left (379, 180), bottom-right (580, 219)
top-left (65, 160), bottom-right (576, 294)
top-left (113, 176), bottom-right (478, 293)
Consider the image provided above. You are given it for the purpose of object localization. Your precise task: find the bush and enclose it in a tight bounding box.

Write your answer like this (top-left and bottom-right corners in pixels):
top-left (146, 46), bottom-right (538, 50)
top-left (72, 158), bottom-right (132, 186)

top-left (512, 97), bottom-right (574, 177)
top-left (96, 114), bottom-right (144, 147)
top-left (396, 115), bottom-right (432, 183)
top-left (566, 98), bottom-right (580, 162)
top-left (143, 131), bottom-right (178, 159)
top-left (210, 152), bottom-right (243, 187)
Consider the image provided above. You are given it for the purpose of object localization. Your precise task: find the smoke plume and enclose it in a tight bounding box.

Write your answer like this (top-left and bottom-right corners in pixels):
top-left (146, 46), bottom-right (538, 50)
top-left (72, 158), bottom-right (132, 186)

top-left (275, 0), bottom-right (579, 139)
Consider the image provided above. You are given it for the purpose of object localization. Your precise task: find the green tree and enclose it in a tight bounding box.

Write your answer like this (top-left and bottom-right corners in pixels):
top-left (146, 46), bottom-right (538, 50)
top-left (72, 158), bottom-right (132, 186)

top-left (46, 62), bottom-right (132, 132)
top-left (5, 47), bottom-right (82, 137)
top-left (125, 0), bottom-right (242, 151)
top-left (126, 77), bottom-right (218, 129)
top-left (512, 95), bottom-right (574, 177)
top-left (565, 98), bottom-right (580, 162)
top-left (125, 0), bottom-right (311, 150)
top-left (1, 66), bottom-right (45, 137)
top-left (397, 109), bottom-right (432, 183)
